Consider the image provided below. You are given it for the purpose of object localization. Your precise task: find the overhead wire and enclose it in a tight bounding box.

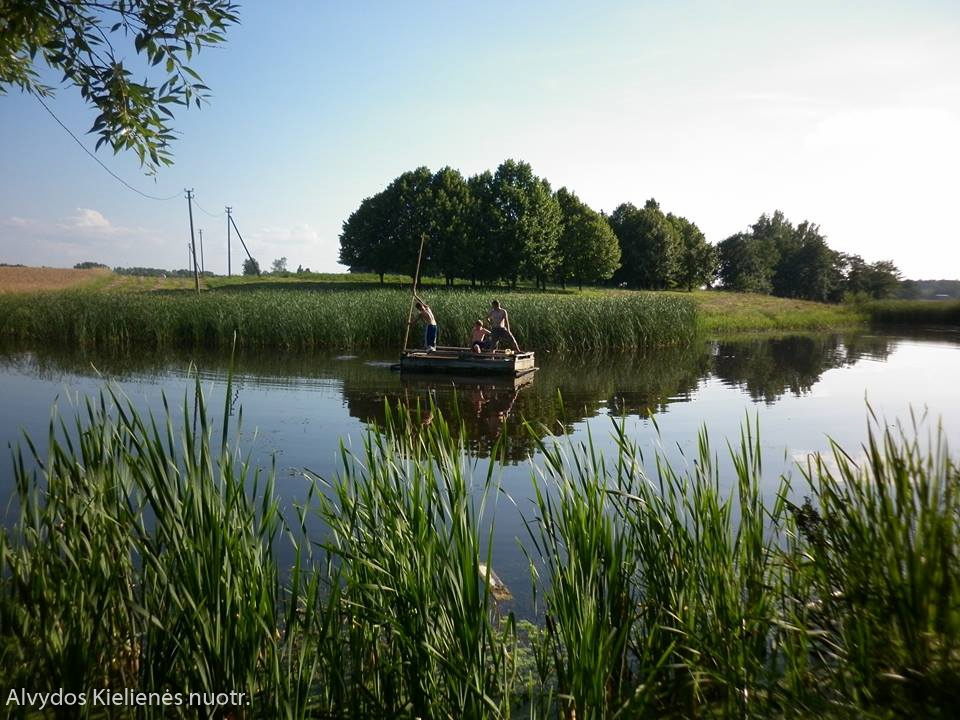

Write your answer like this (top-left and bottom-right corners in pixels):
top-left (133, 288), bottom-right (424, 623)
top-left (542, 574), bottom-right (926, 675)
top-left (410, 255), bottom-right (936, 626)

top-left (191, 196), bottom-right (225, 217)
top-left (34, 94), bottom-right (181, 202)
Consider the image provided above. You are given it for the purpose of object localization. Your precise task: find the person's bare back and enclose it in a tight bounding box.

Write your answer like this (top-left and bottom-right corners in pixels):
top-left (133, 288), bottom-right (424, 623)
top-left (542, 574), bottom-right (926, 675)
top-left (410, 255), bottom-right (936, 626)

top-left (485, 300), bottom-right (520, 351)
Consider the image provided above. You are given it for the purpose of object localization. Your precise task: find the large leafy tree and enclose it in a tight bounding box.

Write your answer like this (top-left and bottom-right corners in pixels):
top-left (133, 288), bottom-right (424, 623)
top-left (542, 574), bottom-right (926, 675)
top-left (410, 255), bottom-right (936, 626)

top-left (339, 189), bottom-right (395, 284)
top-left (610, 199), bottom-right (680, 289)
top-left (716, 212), bottom-right (788, 294)
top-left (487, 159), bottom-right (561, 289)
top-left (668, 213), bottom-right (716, 291)
top-left (389, 166), bottom-right (435, 279)
top-left (1, 0), bottom-right (239, 173)
top-left (555, 188), bottom-right (620, 290)
top-left (465, 170), bottom-right (501, 286)
top-left (771, 221), bottom-right (844, 302)
top-left (428, 167), bottom-right (472, 286)
top-left (338, 167), bottom-right (435, 283)
top-left (844, 255), bottom-right (901, 299)
top-left (717, 232), bottom-right (775, 293)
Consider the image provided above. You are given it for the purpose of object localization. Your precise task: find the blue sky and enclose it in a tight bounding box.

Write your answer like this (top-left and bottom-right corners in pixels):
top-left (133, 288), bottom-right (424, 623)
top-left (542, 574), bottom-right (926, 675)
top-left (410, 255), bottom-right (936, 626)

top-left (1, 0), bottom-right (958, 279)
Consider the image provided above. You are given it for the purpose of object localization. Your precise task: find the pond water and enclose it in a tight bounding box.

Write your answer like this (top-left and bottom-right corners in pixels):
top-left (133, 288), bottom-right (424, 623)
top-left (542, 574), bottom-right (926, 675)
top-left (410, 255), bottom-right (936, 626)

top-left (2, 330), bottom-right (959, 614)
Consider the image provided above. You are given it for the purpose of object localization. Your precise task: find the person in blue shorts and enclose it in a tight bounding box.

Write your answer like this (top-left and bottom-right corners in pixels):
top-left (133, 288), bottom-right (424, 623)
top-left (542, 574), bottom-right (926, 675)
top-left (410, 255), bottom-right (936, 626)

top-left (410, 294), bottom-right (438, 351)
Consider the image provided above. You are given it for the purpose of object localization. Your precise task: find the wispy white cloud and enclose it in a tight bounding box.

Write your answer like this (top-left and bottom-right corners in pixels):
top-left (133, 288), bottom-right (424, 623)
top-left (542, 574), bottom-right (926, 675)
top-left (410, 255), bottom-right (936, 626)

top-left (0, 209), bottom-right (164, 265)
top-left (249, 224), bottom-right (323, 247)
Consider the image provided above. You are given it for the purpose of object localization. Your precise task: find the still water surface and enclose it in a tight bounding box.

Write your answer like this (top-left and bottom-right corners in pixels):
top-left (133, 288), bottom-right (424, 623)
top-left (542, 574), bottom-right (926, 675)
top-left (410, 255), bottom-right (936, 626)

top-left (2, 331), bottom-right (958, 612)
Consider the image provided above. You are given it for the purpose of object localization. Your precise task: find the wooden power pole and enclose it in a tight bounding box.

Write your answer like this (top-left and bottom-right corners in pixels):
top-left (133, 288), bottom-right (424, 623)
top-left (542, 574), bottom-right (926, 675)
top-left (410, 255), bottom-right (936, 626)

top-left (185, 189), bottom-right (200, 295)
top-left (226, 206), bottom-right (232, 277)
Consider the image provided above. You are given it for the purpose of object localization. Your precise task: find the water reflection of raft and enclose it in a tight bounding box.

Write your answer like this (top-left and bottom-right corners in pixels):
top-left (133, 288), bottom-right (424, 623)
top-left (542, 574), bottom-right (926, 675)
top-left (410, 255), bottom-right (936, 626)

top-left (398, 347), bottom-right (536, 376)
top-left (400, 370), bottom-right (537, 391)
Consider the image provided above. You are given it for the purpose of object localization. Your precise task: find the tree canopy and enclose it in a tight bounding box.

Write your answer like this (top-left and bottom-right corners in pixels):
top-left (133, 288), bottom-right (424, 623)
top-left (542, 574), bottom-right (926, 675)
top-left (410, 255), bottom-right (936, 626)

top-left (668, 213), bottom-right (716, 292)
top-left (242, 257), bottom-right (260, 276)
top-left (718, 211), bottom-right (901, 301)
top-left (555, 188), bottom-right (620, 290)
top-left (337, 163), bottom-right (903, 301)
top-left (609, 200), bottom-right (680, 290)
top-left (1, 0), bottom-right (239, 172)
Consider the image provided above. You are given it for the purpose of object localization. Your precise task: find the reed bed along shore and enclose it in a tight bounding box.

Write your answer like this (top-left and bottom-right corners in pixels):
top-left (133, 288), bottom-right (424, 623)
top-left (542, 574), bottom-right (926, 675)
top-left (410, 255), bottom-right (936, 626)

top-left (863, 298), bottom-right (960, 326)
top-left (0, 287), bottom-right (698, 352)
top-left (1, 384), bottom-right (957, 719)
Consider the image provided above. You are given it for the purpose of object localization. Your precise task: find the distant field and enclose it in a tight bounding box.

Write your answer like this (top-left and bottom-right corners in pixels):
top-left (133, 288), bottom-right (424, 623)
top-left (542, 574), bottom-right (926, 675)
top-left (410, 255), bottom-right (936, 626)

top-left (0, 266), bottom-right (111, 293)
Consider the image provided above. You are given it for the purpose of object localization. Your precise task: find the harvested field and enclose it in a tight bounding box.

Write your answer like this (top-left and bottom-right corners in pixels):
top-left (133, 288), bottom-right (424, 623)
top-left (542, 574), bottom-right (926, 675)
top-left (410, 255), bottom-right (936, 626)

top-left (0, 266), bottom-right (111, 293)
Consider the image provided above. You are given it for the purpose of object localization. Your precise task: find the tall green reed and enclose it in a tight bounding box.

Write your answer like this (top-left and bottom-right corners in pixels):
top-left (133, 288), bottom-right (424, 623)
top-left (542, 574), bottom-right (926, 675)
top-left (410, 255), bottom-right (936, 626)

top-left (0, 288), bottom-right (698, 353)
top-left (0, 377), bottom-right (284, 718)
top-left (1, 381), bottom-right (958, 718)
top-left (787, 409), bottom-right (960, 714)
top-left (308, 401), bottom-right (518, 718)
top-left (522, 414), bottom-right (790, 718)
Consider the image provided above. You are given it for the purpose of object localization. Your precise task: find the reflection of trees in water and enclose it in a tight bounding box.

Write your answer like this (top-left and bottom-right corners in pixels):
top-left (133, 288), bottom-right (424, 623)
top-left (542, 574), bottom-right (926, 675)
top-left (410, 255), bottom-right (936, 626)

top-left (342, 376), bottom-right (536, 463)
top-left (340, 345), bottom-right (712, 463)
top-left (0, 332), bottom-right (902, 460)
top-left (712, 334), bottom-right (894, 404)
top-left (540, 345), bottom-right (712, 423)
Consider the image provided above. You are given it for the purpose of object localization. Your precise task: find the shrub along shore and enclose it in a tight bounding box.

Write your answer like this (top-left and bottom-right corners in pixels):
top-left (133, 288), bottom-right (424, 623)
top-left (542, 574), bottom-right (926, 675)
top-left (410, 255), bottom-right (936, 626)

top-left (1, 384), bottom-right (957, 718)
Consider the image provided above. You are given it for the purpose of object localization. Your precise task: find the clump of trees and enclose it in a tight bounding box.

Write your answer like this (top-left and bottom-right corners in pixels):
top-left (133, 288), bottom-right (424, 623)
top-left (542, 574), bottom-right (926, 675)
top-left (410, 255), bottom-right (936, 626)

top-left (114, 266), bottom-right (211, 277)
top-left (339, 160), bottom-right (621, 288)
top-left (898, 280), bottom-right (960, 300)
top-left (339, 161), bottom-right (902, 300)
top-left (717, 211), bottom-right (901, 302)
top-left (73, 261), bottom-right (109, 270)
top-left (608, 199), bottom-right (714, 291)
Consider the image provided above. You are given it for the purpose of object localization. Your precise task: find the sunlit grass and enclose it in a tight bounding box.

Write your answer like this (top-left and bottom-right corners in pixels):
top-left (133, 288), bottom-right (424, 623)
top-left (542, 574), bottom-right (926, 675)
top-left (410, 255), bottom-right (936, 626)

top-left (692, 290), bottom-right (864, 334)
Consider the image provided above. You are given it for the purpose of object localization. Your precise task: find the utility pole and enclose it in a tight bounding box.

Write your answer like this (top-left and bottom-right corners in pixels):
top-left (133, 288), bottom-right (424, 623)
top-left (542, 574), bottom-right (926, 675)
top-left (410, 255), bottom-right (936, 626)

top-left (185, 189), bottom-right (200, 295)
top-left (199, 228), bottom-right (205, 274)
top-left (187, 243), bottom-right (192, 271)
top-left (226, 206), bottom-right (232, 277)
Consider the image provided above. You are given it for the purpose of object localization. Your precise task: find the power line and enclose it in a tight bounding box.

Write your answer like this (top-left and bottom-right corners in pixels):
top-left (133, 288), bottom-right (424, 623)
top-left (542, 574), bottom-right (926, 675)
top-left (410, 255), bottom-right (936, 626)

top-left (34, 94), bottom-right (181, 202)
top-left (192, 196), bottom-right (224, 218)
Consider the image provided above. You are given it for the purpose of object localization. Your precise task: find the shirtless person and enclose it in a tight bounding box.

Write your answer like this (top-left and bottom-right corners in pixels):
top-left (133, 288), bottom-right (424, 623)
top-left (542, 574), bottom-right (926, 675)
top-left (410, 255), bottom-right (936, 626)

top-left (410, 294), bottom-right (438, 351)
top-left (469, 320), bottom-right (491, 353)
top-left (485, 299), bottom-right (520, 352)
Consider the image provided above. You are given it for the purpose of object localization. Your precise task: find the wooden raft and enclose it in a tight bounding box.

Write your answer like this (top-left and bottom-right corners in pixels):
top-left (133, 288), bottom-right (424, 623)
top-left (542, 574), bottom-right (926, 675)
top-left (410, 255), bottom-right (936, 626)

top-left (399, 346), bottom-right (536, 377)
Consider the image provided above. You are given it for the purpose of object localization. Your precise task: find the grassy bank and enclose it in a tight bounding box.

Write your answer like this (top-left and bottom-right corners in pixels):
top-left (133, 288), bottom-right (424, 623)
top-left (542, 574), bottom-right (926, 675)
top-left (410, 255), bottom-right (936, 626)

top-left (0, 287), bottom-right (698, 352)
top-left (2, 385), bottom-right (957, 718)
top-left (691, 290), bottom-right (864, 334)
top-left (862, 298), bottom-right (960, 326)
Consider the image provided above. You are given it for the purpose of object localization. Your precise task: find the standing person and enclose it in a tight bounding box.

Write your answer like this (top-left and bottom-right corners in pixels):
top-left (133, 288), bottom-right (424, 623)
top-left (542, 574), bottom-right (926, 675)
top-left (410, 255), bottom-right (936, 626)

top-left (486, 299), bottom-right (520, 352)
top-left (469, 320), bottom-right (491, 353)
top-left (410, 294), bottom-right (438, 351)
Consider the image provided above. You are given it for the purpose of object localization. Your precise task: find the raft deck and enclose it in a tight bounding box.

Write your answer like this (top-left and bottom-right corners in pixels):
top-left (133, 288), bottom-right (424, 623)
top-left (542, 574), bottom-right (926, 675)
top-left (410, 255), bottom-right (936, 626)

top-left (399, 346), bottom-right (536, 376)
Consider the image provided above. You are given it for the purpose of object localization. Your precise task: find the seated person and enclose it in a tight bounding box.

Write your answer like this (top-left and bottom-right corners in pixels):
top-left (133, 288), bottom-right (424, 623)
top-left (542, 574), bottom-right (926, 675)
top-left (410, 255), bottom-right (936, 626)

top-left (470, 320), bottom-right (491, 353)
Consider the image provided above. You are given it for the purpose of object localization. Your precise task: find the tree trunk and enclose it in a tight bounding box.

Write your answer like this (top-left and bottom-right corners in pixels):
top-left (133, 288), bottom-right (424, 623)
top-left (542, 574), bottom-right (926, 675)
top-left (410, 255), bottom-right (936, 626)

top-left (379, 272), bottom-right (384, 284)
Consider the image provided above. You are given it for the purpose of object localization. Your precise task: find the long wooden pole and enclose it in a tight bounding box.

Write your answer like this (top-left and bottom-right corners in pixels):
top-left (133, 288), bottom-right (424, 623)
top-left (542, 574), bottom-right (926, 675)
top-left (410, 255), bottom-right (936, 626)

top-left (402, 233), bottom-right (428, 352)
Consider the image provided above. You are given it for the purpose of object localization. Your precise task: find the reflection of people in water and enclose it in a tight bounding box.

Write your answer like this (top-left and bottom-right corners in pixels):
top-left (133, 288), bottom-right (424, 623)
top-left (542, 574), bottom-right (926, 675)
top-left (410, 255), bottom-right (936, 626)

top-left (419, 388), bottom-right (436, 428)
top-left (470, 385), bottom-right (488, 417)
top-left (483, 386), bottom-right (521, 438)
